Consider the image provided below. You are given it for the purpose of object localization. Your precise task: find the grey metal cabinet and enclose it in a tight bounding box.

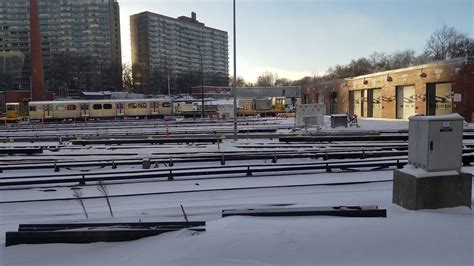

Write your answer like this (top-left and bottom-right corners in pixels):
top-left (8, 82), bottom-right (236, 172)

top-left (408, 114), bottom-right (463, 172)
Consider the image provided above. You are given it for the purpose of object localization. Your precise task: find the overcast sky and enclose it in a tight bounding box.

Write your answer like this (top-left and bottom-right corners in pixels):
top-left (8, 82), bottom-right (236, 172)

top-left (118, 0), bottom-right (473, 82)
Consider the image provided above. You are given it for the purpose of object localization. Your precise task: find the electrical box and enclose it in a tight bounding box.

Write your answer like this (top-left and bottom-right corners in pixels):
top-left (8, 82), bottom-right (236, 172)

top-left (330, 114), bottom-right (348, 128)
top-left (217, 104), bottom-right (234, 120)
top-left (296, 104), bottom-right (325, 127)
top-left (408, 114), bottom-right (464, 172)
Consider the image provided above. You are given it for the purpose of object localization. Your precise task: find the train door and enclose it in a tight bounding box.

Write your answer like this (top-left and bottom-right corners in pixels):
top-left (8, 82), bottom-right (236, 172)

top-left (116, 103), bottom-right (124, 116)
top-left (43, 104), bottom-right (53, 118)
top-left (163, 101), bottom-right (172, 115)
top-left (151, 102), bottom-right (159, 115)
top-left (80, 104), bottom-right (90, 117)
top-left (396, 85), bottom-right (416, 119)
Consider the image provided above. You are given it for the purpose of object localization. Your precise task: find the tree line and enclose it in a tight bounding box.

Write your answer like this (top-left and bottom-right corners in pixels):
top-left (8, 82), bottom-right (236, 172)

top-left (238, 24), bottom-right (473, 88)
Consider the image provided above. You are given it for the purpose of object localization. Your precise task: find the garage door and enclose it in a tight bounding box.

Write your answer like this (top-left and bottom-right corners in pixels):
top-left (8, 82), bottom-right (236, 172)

top-left (396, 85), bottom-right (416, 119)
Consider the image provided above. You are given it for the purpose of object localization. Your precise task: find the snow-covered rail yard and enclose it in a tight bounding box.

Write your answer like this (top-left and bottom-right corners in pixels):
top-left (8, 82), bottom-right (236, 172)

top-left (1, 117), bottom-right (473, 266)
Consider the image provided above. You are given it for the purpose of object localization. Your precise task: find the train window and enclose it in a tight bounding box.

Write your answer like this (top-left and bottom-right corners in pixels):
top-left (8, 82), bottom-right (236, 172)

top-left (93, 104), bottom-right (102, 110)
top-left (162, 102), bottom-right (171, 108)
top-left (67, 105), bottom-right (76, 111)
top-left (139, 103), bottom-right (147, 108)
top-left (128, 103), bottom-right (137, 109)
top-left (103, 104), bottom-right (112, 109)
top-left (7, 105), bottom-right (17, 111)
top-left (56, 105), bottom-right (65, 111)
top-left (29, 106), bottom-right (37, 112)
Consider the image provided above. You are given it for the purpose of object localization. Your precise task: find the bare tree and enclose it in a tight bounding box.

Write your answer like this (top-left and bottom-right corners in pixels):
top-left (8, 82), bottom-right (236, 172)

top-left (73, 190), bottom-right (89, 219)
top-left (424, 24), bottom-right (474, 60)
top-left (256, 71), bottom-right (277, 87)
top-left (369, 52), bottom-right (390, 72)
top-left (122, 63), bottom-right (134, 92)
top-left (97, 180), bottom-right (114, 217)
top-left (229, 76), bottom-right (246, 87)
top-left (291, 76), bottom-right (315, 86)
top-left (275, 78), bottom-right (292, 86)
top-left (389, 49), bottom-right (416, 69)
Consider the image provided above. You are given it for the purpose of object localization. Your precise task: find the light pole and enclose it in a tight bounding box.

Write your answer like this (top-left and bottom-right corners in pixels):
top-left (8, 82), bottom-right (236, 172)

top-left (232, 0), bottom-right (237, 140)
top-left (195, 45), bottom-right (205, 118)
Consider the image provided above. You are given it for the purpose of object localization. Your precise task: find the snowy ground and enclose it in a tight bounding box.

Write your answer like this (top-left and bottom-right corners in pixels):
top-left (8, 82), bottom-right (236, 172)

top-left (0, 117), bottom-right (473, 266)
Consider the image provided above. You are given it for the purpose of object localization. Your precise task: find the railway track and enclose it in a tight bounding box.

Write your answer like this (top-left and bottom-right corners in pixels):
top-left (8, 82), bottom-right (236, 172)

top-left (0, 118), bottom-right (279, 132)
top-left (280, 133), bottom-right (474, 143)
top-left (3, 152), bottom-right (474, 188)
top-left (0, 157), bottom-right (409, 187)
top-left (1, 145), bottom-right (473, 168)
top-left (0, 176), bottom-right (394, 204)
top-left (1, 152), bottom-right (471, 187)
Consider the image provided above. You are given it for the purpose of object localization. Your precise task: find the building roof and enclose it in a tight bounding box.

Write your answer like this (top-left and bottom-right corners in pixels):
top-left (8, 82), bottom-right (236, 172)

top-left (348, 57), bottom-right (469, 80)
top-left (131, 11), bottom-right (227, 34)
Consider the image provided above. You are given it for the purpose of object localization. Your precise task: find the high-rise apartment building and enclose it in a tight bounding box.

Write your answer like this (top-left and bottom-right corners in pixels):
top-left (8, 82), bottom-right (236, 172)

top-left (0, 0), bottom-right (121, 96)
top-left (130, 11), bottom-right (228, 95)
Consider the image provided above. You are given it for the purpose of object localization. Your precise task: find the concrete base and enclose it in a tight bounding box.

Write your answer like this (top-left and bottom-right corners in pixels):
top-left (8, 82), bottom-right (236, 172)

top-left (393, 169), bottom-right (472, 210)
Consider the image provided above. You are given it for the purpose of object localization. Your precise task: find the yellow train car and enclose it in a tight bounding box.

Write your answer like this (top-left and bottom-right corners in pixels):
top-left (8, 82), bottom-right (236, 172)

top-left (26, 99), bottom-right (173, 121)
top-left (1, 103), bottom-right (23, 122)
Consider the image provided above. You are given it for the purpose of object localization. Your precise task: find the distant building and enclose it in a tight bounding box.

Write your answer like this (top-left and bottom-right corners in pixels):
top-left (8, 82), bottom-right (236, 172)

top-left (0, 0), bottom-right (122, 96)
top-left (130, 11), bottom-right (229, 95)
top-left (191, 86), bottom-right (301, 99)
top-left (80, 91), bottom-right (112, 100)
top-left (0, 51), bottom-right (25, 90)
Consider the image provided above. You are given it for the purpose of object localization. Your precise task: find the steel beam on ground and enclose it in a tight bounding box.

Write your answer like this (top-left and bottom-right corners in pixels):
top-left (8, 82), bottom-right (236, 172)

top-left (222, 206), bottom-right (387, 218)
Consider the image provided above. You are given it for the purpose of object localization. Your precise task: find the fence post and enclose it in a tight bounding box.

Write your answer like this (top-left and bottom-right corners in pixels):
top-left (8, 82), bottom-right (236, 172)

top-left (78, 174), bottom-right (86, 186)
top-left (272, 153), bottom-right (277, 163)
top-left (246, 166), bottom-right (252, 176)
top-left (325, 163), bottom-right (332, 173)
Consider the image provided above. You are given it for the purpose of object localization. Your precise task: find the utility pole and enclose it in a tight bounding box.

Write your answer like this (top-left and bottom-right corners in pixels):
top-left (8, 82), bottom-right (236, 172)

top-left (167, 75), bottom-right (170, 97)
top-left (199, 47), bottom-right (204, 118)
top-left (232, 0), bottom-right (237, 140)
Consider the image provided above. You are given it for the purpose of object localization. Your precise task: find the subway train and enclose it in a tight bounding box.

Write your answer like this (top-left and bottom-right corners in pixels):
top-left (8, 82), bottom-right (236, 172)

top-left (4, 96), bottom-right (296, 122)
top-left (5, 98), bottom-right (173, 121)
